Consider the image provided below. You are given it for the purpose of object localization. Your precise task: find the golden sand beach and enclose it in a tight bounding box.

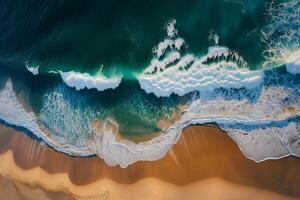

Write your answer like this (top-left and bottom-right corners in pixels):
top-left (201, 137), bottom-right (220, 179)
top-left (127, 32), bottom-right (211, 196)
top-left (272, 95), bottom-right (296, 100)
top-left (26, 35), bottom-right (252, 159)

top-left (0, 124), bottom-right (299, 199)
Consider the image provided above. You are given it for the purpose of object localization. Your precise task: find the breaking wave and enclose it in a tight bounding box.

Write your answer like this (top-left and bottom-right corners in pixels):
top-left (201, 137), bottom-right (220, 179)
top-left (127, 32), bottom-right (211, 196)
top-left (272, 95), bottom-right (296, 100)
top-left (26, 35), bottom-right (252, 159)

top-left (60, 70), bottom-right (122, 91)
top-left (138, 20), bottom-right (264, 97)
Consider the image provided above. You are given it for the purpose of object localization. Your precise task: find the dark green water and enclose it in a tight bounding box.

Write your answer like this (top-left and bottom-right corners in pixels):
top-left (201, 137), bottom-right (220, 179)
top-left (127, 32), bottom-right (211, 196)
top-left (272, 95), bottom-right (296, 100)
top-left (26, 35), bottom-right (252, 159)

top-left (0, 0), bottom-right (271, 137)
top-left (1, 0), bottom-right (266, 73)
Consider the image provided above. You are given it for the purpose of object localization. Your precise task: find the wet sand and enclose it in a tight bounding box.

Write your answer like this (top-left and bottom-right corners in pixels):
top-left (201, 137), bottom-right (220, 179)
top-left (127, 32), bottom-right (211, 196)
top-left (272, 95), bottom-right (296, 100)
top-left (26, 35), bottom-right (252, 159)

top-left (0, 124), bottom-right (299, 199)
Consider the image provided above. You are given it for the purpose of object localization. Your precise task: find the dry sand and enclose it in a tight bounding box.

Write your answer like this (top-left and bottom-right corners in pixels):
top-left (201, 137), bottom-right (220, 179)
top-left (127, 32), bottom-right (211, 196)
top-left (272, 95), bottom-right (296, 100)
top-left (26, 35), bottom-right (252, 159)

top-left (0, 175), bottom-right (72, 200)
top-left (0, 125), bottom-right (299, 199)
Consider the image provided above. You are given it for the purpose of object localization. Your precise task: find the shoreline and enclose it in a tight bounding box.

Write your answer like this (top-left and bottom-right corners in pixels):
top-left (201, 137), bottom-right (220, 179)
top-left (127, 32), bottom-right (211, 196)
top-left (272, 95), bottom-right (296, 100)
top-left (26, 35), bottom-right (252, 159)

top-left (1, 77), bottom-right (299, 168)
top-left (0, 124), bottom-right (300, 199)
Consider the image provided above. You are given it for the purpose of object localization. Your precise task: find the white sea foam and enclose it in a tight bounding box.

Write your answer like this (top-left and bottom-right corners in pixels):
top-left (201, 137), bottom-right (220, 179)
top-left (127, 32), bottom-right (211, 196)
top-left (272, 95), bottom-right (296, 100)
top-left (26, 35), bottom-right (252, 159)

top-left (40, 84), bottom-right (106, 147)
top-left (87, 119), bottom-right (297, 168)
top-left (208, 29), bottom-right (220, 45)
top-left (138, 20), bottom-right (261, 97)
top-left (226, 125), bottom-right (292, 162)
top-left (85, 79), bottom-right (300, 167)
top-left (166, 19), bottom-right (178, 38)
top-left (286, 50), bottom-right (300, 75)
top-left (86, 89), bottom-right (299, 167)
top-left (0, 80), bottom-right (93, 156)
top-left (139, 61), bottom-right (263, 97)
top-left (0, 74), bottom-right (299, 168)
top-left (262, 0), bottom-right (300, 70)
top-left (25, 61), bottom-right (39, 75)
top-left (60, 71), bottom-right (122, 91)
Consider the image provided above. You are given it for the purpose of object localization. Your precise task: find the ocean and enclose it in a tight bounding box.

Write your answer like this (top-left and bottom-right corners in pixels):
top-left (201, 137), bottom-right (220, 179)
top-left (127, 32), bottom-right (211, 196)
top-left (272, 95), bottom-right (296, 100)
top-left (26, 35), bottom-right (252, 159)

top-left (0, 0), bottom-right (299, 167)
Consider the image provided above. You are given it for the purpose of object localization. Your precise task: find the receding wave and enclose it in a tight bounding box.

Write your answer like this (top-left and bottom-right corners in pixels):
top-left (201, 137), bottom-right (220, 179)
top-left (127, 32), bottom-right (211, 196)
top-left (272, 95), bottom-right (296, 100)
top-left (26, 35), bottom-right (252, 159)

top-left (60, 71), bottom-right (122, 91)
top-left (0, 64), bottom-right (299, 167)
top-left (138, 20), bottom-right (264, 97)
top-left (83, 67), bottom-right (300, 167)
top-left (0, 80), bottom-right (93, 156)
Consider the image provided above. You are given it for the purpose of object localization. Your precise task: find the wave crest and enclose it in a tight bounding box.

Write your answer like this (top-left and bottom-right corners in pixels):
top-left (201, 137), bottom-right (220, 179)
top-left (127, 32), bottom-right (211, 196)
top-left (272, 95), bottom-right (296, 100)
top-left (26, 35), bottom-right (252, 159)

top-left (60, 71), bottom-right (122, 91)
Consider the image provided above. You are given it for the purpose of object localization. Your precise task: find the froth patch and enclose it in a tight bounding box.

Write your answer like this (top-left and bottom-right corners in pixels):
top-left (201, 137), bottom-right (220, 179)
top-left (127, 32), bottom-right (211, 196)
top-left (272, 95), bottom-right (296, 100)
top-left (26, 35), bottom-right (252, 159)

top-left (40, 85), bottom-right (106, 147)
top-left (165, 19), bottom-right (177, 38)
top-left (25, 61), bottom-right (39, 75)
top-left (60, 71), bottom-right (122, 91)
top-left (286, 50), bottom-right (300, 75)
top-left (139, 51), bottom-right (263, 97)
top-left (262, 0), bottom-right (300, 68)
